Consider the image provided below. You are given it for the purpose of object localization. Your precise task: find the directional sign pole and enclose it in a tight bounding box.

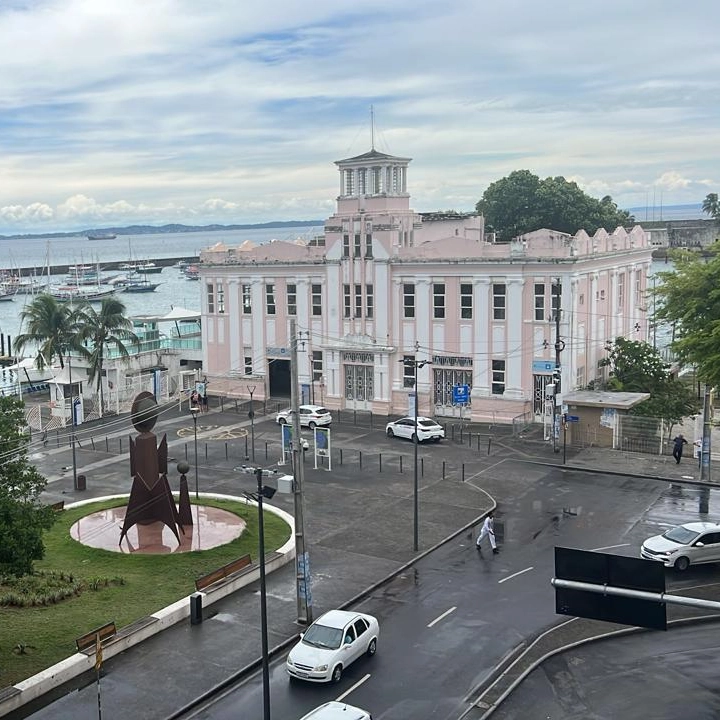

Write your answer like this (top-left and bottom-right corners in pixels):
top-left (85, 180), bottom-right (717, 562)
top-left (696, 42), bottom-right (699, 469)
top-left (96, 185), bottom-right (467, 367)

top-left (563, 414), bottom-right (567, 465)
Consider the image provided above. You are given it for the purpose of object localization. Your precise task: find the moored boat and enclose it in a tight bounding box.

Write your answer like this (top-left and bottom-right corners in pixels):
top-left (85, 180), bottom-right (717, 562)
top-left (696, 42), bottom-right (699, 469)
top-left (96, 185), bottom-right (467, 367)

top-left (87, 233), bottom-right (117, 240)
top-left (50, 285), bottom-right (119, 302)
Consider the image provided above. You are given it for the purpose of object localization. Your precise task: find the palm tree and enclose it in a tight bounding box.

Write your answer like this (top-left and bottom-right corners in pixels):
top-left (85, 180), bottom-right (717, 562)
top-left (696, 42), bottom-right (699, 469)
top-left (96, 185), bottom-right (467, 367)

top-left (13, 293), bottom-right (84, 369)
top-left (75, 297), bottom-right (138, 414)
top-left (702, 193), bottom-right (719, 220)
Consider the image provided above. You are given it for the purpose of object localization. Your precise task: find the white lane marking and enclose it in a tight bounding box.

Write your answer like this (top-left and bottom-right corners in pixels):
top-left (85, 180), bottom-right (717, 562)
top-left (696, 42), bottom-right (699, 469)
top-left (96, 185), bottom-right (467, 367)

top-left (498, 566), bottom-right (534, 584)
top-left (591, 543), bottom-right (631, 551)
top-left (427, 606), bottom-right (457, 628)
top-left (336, 673), bottom-right (371, 702)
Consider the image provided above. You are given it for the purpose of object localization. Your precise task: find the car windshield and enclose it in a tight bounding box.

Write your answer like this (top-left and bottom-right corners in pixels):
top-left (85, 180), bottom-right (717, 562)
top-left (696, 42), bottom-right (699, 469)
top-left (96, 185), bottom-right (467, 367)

top-left (315, 407), bottom-right (330, 415)
top-left (663, 526), bottom-right (701, 545)
top-left (417, 419), bottom-right (438, 428)
top-left (302, 622), bottom-right (343, 650)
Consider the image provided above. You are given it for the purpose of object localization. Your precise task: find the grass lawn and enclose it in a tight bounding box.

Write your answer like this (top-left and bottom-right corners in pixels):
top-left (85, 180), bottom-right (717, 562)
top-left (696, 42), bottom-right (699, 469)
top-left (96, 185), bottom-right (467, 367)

top-left (0, 497), bottom-right (291, 688)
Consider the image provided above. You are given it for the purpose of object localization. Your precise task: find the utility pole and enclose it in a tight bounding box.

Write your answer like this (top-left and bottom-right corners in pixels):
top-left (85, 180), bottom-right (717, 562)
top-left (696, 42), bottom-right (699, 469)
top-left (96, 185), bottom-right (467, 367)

top-left (290, 319), bottom-right (313, 625)
top-left (552, 279), bottom-right (565, 454)
top-left (69, 354), bottom-right (79, 491)
top-left (255, 467), bottom-right (271, 720)
top-left (700, 385), bottom-right (713, 482)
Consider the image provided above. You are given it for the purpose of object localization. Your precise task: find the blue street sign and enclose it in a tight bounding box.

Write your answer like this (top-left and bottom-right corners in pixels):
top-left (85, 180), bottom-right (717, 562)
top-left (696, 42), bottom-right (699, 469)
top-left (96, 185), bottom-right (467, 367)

top-left (566, 415), bottom-right (580, 422)
top-left (452, 384), bottom-right (470, 405)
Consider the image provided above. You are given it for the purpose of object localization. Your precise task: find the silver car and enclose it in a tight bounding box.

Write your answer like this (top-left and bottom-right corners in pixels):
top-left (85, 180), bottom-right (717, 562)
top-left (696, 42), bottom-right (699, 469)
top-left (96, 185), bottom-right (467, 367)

top-left (640, 521), bottom-right (720, 571)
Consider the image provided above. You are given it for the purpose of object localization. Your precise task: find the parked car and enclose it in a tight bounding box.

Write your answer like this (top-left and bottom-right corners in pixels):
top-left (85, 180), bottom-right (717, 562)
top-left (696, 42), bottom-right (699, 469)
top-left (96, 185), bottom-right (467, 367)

top-left (385, 416), bottom-right (445, 442)
top-left (276, 404), bottom-right (332, 429)
top-left (641, 521), bottom-right (720, 571)
top-left (286, 609), bottom-right (379, 683)
top-left (298, 702), bottom-right (372, 720)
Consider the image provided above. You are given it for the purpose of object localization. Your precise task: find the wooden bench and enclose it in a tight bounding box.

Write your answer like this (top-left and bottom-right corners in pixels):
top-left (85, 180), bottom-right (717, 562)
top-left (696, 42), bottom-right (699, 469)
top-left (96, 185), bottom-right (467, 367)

top-left (75, 622), bottom-right (117, 654)
top-left (195, 554), bottom-right (252, 592)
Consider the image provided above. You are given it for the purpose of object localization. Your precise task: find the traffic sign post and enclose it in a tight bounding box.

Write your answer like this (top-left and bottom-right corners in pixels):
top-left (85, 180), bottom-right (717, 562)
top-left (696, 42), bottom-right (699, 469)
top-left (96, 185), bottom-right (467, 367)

top-left (452, 384), bottom-right (470, 432)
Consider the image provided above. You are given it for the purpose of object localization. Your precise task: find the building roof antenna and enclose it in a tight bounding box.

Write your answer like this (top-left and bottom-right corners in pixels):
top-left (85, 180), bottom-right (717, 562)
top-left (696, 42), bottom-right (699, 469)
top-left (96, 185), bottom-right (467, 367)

top-left (370, 105), bottom-right (375, 150)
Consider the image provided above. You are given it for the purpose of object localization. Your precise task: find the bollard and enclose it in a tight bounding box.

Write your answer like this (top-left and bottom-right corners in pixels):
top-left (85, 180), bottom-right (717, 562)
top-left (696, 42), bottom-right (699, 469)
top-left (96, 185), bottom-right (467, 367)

top-left (265, 442), bottom-right (268, 459)
top-left (462, 463), bottom-right (465, 482)
top-left (119, 438), bottom-right (122, 453)
top-left (379, 454), bottom-right (382, 472)
top-left (190, 593), bottom-right (203, 625)
top-left (220, 397), bottom-right (224, 412)
top-left (353, 410), bottom-right (357, 425)
top-left (205, 443), bottom-right (208, 460)
top-left (225, 442), bottom-right (228, 460)
top-left (359, 450), bottom-right (362, 468)
top-left (106, 437), bottom-right (109, 452)
top-left (399, 455), bottom-right (403, 473)
top-left (185, 443), bottom-right (188, 460)
top-left (442, 461), bottom-right (446, 480)
top-left (421, 457), bottom-right (424, 476)
top-left (91, 437), bottom-right (95, 451)
top-left (487, 437), bottom-right (492, 455)
top-left (340, 448), bottom-right (343, 465)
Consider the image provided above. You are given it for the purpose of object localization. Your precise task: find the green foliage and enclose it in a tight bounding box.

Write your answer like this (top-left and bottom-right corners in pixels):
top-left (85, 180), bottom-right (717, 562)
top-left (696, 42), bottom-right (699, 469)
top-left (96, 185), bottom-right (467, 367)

top-left (702, 192), bottom-right (719, 220)
top-left (600, 337), bottom-right (699, 427)
top-left (0, 397), bottom-right (56, 577)
top-left (0, 570), bottom-right (85, 607)
top-left (475, 170), bottom-right (633, 242)
top-left (654, 244), bottom-right (720, 388)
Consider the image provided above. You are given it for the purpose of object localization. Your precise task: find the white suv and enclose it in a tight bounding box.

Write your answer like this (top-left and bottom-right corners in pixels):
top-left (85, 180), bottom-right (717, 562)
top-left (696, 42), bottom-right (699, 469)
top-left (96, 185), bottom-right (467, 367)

top-left (276, 404), bottom-right (332, 429)
top-left (299, 702), bottom-right (372, 720)
top-left (641, 521), bottom-right (720, 571)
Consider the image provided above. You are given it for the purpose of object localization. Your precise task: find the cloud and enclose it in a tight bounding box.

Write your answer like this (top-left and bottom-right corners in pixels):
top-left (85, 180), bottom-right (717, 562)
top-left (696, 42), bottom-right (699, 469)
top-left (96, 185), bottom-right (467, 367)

top-left (0, 0), bottom-right (718, 232)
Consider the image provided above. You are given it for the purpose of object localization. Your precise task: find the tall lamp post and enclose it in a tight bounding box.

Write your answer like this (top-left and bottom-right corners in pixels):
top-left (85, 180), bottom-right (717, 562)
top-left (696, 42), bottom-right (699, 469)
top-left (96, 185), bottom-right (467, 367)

top-left (68, 354), bottom-right (79, 491)
top-left (190, 406), bottom-right (199, 499)
top-left (251, 467), bottom-right (276, 720)
top-left (401, 353), bottom-right (429, 552)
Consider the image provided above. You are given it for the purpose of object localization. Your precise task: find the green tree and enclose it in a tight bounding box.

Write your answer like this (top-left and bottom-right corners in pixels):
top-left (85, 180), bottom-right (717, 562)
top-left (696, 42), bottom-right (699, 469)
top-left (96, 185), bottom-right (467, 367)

top-left (13, 294), bottom-right (84, 369)
top-left (75, 297), bottom-right (138, 413)
top-left (702, 192), bottom-right (719, 220)
top-left (600, 337), bottom-right (699, 430)
top-left (476, 170), bottom-right (633, 242)
top-left (653, 244), bottom-right (720, 388)
top-left (0, 397), bottom-right (55, 576)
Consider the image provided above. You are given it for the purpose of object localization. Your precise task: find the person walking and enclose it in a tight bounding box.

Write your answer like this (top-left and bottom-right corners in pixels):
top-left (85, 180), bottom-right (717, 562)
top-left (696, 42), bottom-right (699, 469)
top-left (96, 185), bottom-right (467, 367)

top-left (476, 511), bottom-right (499, 554)
top-left (672, 434), bottom-right (688, 464)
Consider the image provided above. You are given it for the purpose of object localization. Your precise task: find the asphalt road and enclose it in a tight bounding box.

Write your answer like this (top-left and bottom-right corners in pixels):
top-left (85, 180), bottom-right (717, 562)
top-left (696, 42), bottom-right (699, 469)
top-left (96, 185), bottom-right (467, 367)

top-left (179, 463), bottom-right (676, 720)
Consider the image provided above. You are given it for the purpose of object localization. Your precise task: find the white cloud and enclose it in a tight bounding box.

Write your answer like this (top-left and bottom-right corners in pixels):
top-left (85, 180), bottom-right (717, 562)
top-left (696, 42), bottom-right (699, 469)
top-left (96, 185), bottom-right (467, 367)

top-left (0, 0), bottom-right (718, 232)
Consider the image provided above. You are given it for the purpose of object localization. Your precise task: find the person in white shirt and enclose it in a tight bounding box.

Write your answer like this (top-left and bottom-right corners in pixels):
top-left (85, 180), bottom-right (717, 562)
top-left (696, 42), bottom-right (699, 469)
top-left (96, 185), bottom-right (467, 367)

top-left (476, 511), bottom-right (499, 554)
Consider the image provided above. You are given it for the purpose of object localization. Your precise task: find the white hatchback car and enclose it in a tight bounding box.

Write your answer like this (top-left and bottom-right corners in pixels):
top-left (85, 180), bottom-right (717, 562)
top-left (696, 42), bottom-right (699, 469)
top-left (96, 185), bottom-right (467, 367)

top-left (286, 609), bottom-right (379, 683)
top-left (276, 405), bottom-right (332, 429)
top-left (298, 702), bottom-right (372, 720)
top-left (385, 416), bottom-right (445, 442)
top-left (641, 521), bottom-right (720, 571)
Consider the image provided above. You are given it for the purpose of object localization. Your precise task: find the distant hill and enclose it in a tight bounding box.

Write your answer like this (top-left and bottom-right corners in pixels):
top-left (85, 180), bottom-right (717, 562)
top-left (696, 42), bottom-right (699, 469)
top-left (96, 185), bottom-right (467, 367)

top-left (0, 220), bottom-right (324, 241)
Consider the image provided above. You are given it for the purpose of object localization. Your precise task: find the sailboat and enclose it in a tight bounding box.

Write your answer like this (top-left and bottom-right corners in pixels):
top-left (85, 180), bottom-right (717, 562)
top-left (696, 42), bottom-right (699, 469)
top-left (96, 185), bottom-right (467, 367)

top-left (123, 275), bottom-right (161, 293)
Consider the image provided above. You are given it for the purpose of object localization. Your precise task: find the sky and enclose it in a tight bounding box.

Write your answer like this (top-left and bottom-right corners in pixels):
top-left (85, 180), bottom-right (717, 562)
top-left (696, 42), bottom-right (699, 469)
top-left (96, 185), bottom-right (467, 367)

top-left (0, 0), bottom-right (718, 234)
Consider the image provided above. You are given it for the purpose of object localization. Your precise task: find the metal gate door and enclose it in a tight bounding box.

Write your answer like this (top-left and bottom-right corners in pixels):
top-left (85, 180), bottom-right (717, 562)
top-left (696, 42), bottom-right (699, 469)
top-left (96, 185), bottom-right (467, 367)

top-left (433, 368), bottom-right (472, 418)
top-left (533, 374), bottom-right (553, 417)
top-left (344, 365), bottom-right (373, 410)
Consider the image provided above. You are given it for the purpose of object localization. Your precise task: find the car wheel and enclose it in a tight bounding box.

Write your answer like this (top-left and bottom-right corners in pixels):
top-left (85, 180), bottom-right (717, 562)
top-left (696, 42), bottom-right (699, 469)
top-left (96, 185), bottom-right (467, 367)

top-left (309, 421), bottom-right (316, 429)
top-left (674, 556), bottom-right (690, 571)
top-left (411, 432), bottom-right (418, 442)
top-left (278, 418), bottom-right (287, 425)
top-left (434, 437), bottom-right (441, 442)
top-left (387, 428), bottom-right (395, 437)
top-left (331, 664), bottom-right (343, 683)
top-left (366, 638), bottom-right (377, 657)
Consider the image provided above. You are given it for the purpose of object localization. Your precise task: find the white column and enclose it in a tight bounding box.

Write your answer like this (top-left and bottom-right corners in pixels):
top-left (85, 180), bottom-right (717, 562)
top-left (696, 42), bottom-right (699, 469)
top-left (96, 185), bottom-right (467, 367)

top-left (472, 279), bottom-right (491, 396)
top-left (590, 272), bottom-right (599, 368)
top-left (504, 278), bottom-right (525, 399)
top-left (250, 278), bottom-right (266, 373)
top-left (415, 278), bottom-right (431, 355)
top-left (228, 279), bottom-right (240, 374)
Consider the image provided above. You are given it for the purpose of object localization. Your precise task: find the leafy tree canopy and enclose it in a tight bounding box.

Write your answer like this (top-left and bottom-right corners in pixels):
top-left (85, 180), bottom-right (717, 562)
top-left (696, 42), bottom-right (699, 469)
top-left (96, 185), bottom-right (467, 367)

top-left (475, 170), bottom-right (634, 242)
top-left (0, 397), bottom-right (55, 577)
top-left (599, 337), bottom-right (699, 427)
top-left (654, 244), bottom-right (720, 388)
top-left (702, 192), bottom-right (719, 220)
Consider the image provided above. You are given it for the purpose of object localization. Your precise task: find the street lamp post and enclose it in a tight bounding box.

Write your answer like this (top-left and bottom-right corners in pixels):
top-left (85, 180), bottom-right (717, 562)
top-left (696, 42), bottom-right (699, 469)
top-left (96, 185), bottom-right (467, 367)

top-left (190, 407), bottom-right (199, 499)
top-left (247, 385), bottom-right (256, 463)
top-left (68, 354), bottom-right (79, 491)
top-left (401, 353), bottom-right (429, 552)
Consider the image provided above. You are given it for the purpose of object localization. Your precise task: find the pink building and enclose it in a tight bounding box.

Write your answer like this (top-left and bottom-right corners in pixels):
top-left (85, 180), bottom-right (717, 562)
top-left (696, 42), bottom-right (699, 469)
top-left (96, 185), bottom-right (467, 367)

top-left (199, 148), bottom-right (652, 425)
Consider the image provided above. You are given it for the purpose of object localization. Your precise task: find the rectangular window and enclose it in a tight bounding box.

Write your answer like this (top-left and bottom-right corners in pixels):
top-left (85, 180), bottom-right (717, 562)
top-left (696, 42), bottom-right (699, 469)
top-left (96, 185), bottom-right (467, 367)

top-left (287, 283), bottom-right (297, 316)
top-left (365, 233), bottom-right (373, 258)
top-left (534, 283), bottom-right (545, 321)
top-left (403, 355), bottom-right (416, 388)
top-left (617, 274), bottom-right (625, 310)
top-left (242, 284), bottom-right (252, 314)
top-left (343, 234), bottom-right (350, 258)
top-left (460, 283), bottom-right (473, 320)
top-left (343, 284), bottom-right (351, 318)
top-left (354, 284), bottom-right (362, 318)
top-left (266, 284), bottom-right (276, 315)
top-left (217, 284), bottom-right (225, 314)
top-left (635, 270), bottom-right (642, 306)
top-left (311, 284), bottom-right (322, 316)
top-left (493, 283), bottom-right (506, 320)
top-left (366, 284), bottom-right (374, 319)
top-left (433, 283), bottom-right (445, 319)
top-left (312, 351), bottom-right (323, 381)
top-left (551, 282), bottom-right (562, 320)
top-left (403, 283), bottom-right (415, 318)
top-left (491, 359), bottom-right (506, 395)
top-left (579, 293), bottom-right (585, 306)
top-left (354, 233), bottom-right (361, 258)
top-left (244, 355), bottom-right (252, 375)
top-left (206, 283), bottom-right (215, 314)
